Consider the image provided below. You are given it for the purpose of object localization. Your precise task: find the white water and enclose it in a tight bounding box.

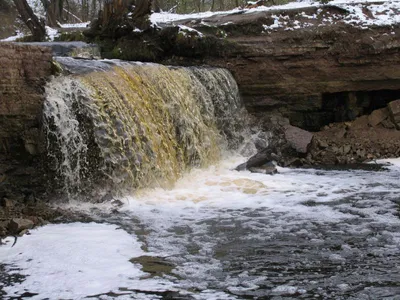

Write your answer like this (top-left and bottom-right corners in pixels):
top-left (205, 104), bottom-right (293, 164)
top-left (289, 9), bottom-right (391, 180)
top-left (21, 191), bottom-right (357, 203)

top-left (43, 77), bottom-right (90, 197)
top-left (1, 157), bottom-right (400, 299)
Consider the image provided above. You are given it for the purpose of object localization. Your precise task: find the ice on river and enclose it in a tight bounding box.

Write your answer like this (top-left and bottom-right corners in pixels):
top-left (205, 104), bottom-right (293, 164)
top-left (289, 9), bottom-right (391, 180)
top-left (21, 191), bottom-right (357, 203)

top-left (1, 156), bottom-right (400, 299)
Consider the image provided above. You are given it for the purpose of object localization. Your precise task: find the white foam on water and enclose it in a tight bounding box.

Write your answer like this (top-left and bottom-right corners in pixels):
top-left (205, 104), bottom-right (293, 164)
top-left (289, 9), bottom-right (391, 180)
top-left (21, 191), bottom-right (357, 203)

top-left (109, 156), bottom-right (400, 296)
top-left (120, 156), bottom-right (400, 223)
top-left (0, 223), bottom-right (175, 299)
top-left (2, 157), bottom-right (400, 299)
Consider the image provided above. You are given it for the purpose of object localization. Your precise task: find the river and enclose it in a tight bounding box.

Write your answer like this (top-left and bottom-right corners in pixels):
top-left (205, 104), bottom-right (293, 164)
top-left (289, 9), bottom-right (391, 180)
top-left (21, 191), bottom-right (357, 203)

top-left (1, 58), bottom-right (400, 299)
top-left (1, 156), bottom-right (400, 299)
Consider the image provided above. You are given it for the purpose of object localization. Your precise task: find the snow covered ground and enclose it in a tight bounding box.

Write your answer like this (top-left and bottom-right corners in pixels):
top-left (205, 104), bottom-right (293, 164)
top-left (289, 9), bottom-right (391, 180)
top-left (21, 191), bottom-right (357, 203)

top-left (2, 1), bottom-right (399, 41)
top-left (151, 0), bottom-right (400, 30)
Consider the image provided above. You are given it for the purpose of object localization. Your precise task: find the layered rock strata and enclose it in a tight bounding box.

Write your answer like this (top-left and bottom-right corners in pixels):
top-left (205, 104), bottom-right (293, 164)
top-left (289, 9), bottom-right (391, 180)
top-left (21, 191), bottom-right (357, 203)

top-left (0, 43), bottom-right (53, 227)
top-left (159, 3), bottom-right (400, 131)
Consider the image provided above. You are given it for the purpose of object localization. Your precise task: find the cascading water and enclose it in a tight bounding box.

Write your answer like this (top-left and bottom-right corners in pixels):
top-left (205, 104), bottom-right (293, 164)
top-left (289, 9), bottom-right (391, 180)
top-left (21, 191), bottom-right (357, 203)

top-left (2, 57), bottom-right (400, 299)
top-left (43, 77), bottom-right (90, 198)
top-left (43, 58), bottom-right (255, 198)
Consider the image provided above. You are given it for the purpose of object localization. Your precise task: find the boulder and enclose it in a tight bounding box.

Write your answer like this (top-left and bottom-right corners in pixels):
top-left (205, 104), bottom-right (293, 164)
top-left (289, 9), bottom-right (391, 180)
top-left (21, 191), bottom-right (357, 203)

top-left (368, 107), bottom-right (389, 127)
top-left (235, 147), bottom-right (279, 171)
top-left (249, 161), bottom-right (278, 175)
top-left (388, 99), bottom-right (400, 129)
top-left (352, 115), bottom-right (369, 129)
top-left (284, 125), bottom-right (313, 154)
top-left (8, 218), bottom-right (34, 234)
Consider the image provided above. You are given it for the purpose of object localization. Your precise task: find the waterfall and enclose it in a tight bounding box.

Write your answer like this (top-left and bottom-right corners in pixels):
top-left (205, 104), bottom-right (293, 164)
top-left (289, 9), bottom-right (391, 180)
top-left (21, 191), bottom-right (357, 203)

top-left (43, 58), bottom-right (255, 199)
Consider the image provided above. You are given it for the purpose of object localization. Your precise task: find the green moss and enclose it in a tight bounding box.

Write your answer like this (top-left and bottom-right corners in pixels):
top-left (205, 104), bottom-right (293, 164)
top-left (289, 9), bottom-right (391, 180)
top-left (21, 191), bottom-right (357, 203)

top-left (54, 31), bottom-right (87, 42)
top-left (15, 35), bottom-right (37, 42)
top-left (100, 36), bottom-right (162, 61)
top-left (50, 59), bottom-right (63, 75)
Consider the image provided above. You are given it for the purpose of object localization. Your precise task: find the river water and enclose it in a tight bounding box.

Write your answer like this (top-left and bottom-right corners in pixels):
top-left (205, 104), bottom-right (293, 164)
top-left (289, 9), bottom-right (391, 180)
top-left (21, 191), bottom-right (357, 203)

top-left (1, 156), bottom-right (400, 299)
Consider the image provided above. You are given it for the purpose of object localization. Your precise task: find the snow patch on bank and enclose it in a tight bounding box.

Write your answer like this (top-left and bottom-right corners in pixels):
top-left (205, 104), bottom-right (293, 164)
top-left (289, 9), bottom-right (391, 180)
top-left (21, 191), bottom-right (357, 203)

top-left (151, 0), bottom-right (400, 31)
top-left (0, 223), bottom-right (174, 299)
top-left (1, 31), bottom-right (25, 42)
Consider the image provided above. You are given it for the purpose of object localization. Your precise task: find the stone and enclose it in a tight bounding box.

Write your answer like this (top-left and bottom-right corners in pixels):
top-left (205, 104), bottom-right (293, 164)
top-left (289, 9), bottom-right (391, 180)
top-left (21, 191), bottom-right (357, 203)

top-left (284, 125), bottom-right (313, 154)
top-left (0, 198), bottom-right (14, 208)
top-left (18, 229), bottom-right (30, 236)
top-left (0, 43), bottom-right (52, 202)
top-left (381, 119), bottom-right (396, 129)
top-left (248, 161), bottom-right (278, 175)
top-left (388, 99), bottom-right (400, 129)
top-left (111, 199), bottom-right (124, 207)
top-left (352, 115), bottom-right (369, 129)
top-left (235, 147), bottom-right (277, 171)
top-left (249, 166), bottom-right (277, 175)
top-left (368, 107), bottom-right (389, 127)
top-left (8, 218), bottom-right (34, 234)
top-left (318, 139), bottom-right (328, 149)
top-left (342, 144), bottom-right (351, 155)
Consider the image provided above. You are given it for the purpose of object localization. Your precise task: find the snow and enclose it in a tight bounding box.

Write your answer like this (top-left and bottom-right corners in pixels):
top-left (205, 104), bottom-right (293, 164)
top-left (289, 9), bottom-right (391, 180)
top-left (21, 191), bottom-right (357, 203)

top-left (3, 0), bottom-right (398, 42)
top-left (178, 25), bottom-right (204, 37)
top-left (151, 0), bottom-right (400, 31)
top-left (46, 26), bottom-right (59, 41)
top-left (59, 22), bottom-right (90, 28)
top-left (0, 223), bottom-right (174, 299)
top-left (1, 31), bottom-right (25, 42)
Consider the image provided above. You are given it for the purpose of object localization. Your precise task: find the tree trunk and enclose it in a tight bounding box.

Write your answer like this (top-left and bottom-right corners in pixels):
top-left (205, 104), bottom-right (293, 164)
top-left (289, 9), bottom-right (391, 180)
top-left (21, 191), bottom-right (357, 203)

top-left (131, 0), bottom-right (152, 29)
top-left (41, 0), bottom-right (62, 27)
top-left (153, 0), bottom-right (161, 12)
top-left (13, 0), bottom-right (46, 41)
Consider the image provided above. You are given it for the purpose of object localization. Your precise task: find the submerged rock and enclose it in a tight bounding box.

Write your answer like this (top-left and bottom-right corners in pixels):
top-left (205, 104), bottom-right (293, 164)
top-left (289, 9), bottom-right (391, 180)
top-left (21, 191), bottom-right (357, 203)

top-left (8, 218), bottom-right (34, 234)
top-left (249, 164), bottom-right (277, 175)
top-left (235, 147), bottom-right (279, 172)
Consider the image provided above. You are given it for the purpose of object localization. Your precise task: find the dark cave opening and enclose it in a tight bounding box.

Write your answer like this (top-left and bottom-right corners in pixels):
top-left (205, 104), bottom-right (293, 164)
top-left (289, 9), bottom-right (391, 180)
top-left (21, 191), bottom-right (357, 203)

top-left (322, 89), bottom-right (400, 123)
top-left (294, 89), bottom-right (400, 131)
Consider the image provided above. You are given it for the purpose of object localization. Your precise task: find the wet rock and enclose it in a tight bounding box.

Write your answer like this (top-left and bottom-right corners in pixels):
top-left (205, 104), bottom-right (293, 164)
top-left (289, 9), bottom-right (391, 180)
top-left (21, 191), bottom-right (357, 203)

top-left (368, 108), bottom-right (389, 127)
top-left (18, 229), bottom-right (30, 236)
top-left (130, 256), bottom-right (175, 278)
top-left (388, 99), bottom-right (400, 129)
top-left (248, 162), bottom-right (277, 175)
top-left (23, 128), bottom-right (41, 156)
top-left (111, 199), bottom-right (124, 207)
top-left (21, 42), bottom-right (100, 58)
top-left (8, 218), bottom-right (34, 234)
top-left (284, 125), bottom-right (313, 154)
top-left (235, 147), bottom-right (278, 171)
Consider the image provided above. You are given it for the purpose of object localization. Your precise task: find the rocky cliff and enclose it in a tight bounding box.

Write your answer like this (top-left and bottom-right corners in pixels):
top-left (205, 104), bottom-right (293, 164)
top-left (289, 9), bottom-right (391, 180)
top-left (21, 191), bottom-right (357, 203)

top-left (150, 2), bottom-right (400, 131)
top-left (0, 43), bottom-right (53, 201)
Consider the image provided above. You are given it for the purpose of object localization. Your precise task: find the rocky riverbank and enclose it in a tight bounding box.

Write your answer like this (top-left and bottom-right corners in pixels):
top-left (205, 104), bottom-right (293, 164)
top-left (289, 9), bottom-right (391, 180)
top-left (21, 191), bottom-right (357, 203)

top-left (239, 99), bottom-right (400, 173)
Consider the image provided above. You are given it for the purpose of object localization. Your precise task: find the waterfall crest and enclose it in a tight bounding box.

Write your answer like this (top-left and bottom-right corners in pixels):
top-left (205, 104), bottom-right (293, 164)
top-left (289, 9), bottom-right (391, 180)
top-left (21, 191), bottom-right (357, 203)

top-left (44, 58), bottom-right (250, 199)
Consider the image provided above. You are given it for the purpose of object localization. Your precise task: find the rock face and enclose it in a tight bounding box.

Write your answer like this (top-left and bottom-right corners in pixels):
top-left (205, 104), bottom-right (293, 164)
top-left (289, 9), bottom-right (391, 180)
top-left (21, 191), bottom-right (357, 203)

top-left (388, 99), bottom-right (400, 129)
top-left (301, 100), bottom-right (400, 165)
top-left (0, 43), bottom-right (53, 199)
top-left (159, 3), bottom-right (400, 131)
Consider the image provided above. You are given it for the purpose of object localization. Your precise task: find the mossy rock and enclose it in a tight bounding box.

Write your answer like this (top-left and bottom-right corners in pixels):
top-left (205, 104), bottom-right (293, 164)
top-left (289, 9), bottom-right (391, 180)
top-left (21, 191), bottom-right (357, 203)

top-left (54, 31), bottom-right (88, 42)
